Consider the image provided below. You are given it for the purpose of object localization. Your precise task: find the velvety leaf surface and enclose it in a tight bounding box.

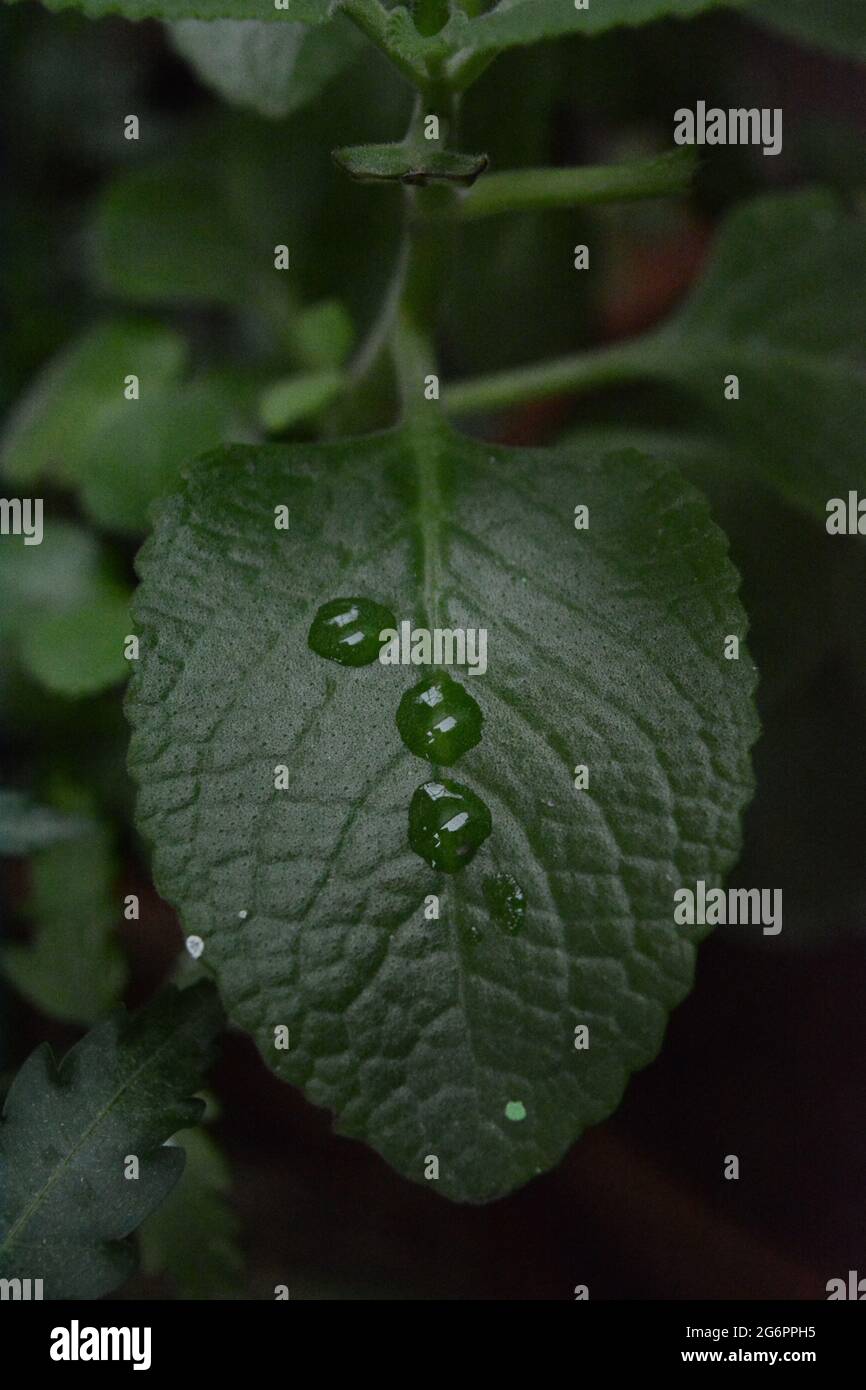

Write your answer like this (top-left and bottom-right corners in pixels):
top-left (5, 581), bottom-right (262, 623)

top-left (128, 426), bottom-right (757, 1201)
top-left (0, 983), bottom-right (224, 1299)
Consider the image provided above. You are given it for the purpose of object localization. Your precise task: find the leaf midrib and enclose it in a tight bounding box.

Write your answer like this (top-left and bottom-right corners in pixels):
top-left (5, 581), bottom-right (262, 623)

top-left (408, 421), bottom-right (489, 1114)
top-left (412, 422), bottom-right (446, 634)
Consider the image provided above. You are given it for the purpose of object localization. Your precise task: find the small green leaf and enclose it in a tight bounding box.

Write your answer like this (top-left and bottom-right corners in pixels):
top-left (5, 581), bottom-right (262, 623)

top-left (0, 522), bottom-right (135, 700)
top-left (20, 587), bottom-right (132, 698)
top-left (259, 369), bottom-right (344, 432)
top-left (294, 299), bottom-right (356, 370)
top-left (168, 17), bottom-right (365, 120)
top-left (3, 825), bottom-right (128, 1024)
top-left (747, 0), bottom-right (866, 63)
top-left (78, 379), bottom-right (251, 534)
top-left (0, 982), bottom-right (224, 1300)
top-left (0, 322), bottom-right (186, 486)
top-left (0, 522), bottom-right (105, 640)
top-left (139, 1127), bottom-right (242, 1298)
top-left (90, 166), bottom-right (269, 308)
top-left (0, 791), bottom-right (93, 856)
top-left (640, 191), bottom-right (866, 523)
top-left (333, 142), bottom-right (488, 185)
top-left (86, 113), bottom-right (357, 315)
top-left (128, 428), bottom-right (757, 1202)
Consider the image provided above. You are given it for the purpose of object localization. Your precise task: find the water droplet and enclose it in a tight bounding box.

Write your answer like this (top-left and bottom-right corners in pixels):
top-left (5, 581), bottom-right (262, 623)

top-left (505, 1100), bottom-right (526, 1122)
top-left (396, 671), bottom-right (483, 765)
top-left (483, 873), bottom-right (526, 934)
top-left (308, 595), bottom-right (397, 667)
top-left (185, 935), bottom-right (204, 959)
top-left (408, 779), bottom-right (492, 874)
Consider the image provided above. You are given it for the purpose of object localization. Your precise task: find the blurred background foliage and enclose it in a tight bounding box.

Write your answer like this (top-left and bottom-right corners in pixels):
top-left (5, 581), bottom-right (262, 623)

top-left (1, 1), bottom-right (865, 1297)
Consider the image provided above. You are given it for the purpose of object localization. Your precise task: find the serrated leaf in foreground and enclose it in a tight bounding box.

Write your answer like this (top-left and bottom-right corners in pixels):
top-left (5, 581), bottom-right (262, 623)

top-left (127, 429), bottom-right (757, 1202)
top-left (0, 983), bottom-right (224, 1298)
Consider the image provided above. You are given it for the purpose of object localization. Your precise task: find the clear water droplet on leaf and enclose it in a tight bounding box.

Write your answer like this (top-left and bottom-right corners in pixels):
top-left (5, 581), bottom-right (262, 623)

top-left (408, 778), bottom-right (492, 873)
top-left (308, 595), bottom-right (397, 667)
top-left (396, 671), bottom-right (483, 765)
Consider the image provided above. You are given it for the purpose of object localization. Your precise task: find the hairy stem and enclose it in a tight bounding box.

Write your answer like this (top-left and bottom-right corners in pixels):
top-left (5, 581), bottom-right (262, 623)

top-left (446, 45), bottom-right (498, 93)
top-left (460, 149), bottom-right (697, 219)
top-left (344, 93), bottom-right (459, 428)
top-left (394, 180), bottom-right (457, 425)
top-left (341, 0), bottom-right (429, 87)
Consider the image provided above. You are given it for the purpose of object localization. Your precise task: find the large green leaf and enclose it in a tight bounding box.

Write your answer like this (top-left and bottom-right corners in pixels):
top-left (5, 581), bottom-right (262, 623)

top-left (445, 0), bottom-right (750, 58)
top-left (0, 983), bottom-right (224, 1299)
top-left (127, 426), bottom-right (757, 1202)
top-left (638, 191), bottom-right (866, 522)
top-left (168, 17), bottom-right (364, 120)
top-left (747, 0), bottom-right (866, 63)
top-left (3, 825), bottom-right (128, 1024)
